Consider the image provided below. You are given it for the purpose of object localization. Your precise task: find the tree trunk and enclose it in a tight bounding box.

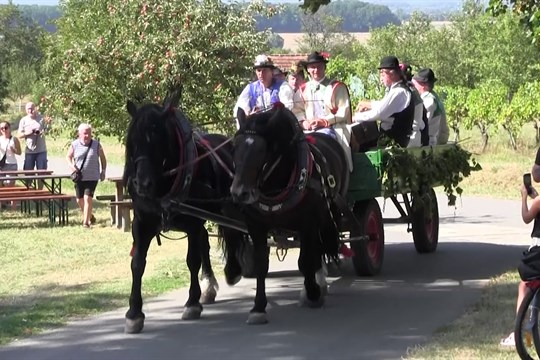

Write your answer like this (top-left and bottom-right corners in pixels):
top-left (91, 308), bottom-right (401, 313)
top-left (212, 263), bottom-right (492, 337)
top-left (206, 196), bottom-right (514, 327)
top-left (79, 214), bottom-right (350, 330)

top-left (477, 123), bottom-right (489, 153)
top-left (503, 124), bottom-right (517, 150)
top-left (535, 120), bottom-right (540, 146)
top-left (453, 127), bottom-right (460, 143)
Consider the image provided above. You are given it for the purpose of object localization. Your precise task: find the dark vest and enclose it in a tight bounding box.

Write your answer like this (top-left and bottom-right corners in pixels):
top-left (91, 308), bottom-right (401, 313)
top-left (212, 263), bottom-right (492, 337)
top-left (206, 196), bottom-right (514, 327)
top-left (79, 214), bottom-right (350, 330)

top-left (383, 82), bottom-right (415, 147)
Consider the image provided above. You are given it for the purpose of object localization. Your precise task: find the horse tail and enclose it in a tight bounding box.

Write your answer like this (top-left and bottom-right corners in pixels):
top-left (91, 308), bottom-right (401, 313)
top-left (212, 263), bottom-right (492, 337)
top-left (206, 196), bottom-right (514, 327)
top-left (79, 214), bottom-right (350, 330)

top-left (320, 205), bottom-right (341, 264)
top-left (218, 225), bottom-right (254, 280)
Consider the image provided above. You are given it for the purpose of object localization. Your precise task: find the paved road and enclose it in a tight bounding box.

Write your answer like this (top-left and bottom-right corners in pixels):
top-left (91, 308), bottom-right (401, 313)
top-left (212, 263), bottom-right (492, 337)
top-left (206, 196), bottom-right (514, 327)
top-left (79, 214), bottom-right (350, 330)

top-left (14, 154), bottom-right (124, 178)
top-left (0, 192), bottom-right (528, 360)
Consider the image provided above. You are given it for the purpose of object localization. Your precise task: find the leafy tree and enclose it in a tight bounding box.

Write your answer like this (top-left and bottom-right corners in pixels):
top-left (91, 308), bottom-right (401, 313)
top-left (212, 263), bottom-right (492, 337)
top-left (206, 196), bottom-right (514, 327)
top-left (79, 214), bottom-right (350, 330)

top-left (437, 86), bottom-right (469, 142)
top-left (488, 0), bottom-right (540, 44)
top-left (465, 80), bottom-right (507, 152)
top-left (267, 32), bottom-right (284, 49)
top-left (5, 64), bottom-right (37, 112)
top-left (297, 12), bottom-right (356, 55)
top-left (42, 0), bottom-right (274, 138)
top-left (0, 2), bottom-right (44, 67)
top-left (0, 68), bottom-right (9, 113)
top-left (509, 81), bottom-right (540, 145)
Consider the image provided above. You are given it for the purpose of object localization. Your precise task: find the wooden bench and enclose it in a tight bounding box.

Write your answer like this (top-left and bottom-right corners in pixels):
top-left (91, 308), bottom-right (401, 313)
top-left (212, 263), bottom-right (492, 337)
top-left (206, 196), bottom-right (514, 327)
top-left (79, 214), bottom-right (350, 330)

top-left (0, 194), bottom-right (75, 225)
top-left (0, 189), bottom-right (52, 198)
top-left (0, 185), bottom-right (30, 192)
top-left (109, 200), bottom-right (133, 232)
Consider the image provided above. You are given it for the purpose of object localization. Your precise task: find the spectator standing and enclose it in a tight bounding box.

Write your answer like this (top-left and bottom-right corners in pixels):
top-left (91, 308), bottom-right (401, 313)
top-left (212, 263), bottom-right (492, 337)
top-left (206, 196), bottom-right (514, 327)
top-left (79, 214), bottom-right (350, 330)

top-left (66, 123), bottom-right (107, 228)
top-left (17, 102), bottom-right (50, 173)
top-left (0, 121), bottom-right (22, 209)
top-left (0, 120), bottom-right (22, 177)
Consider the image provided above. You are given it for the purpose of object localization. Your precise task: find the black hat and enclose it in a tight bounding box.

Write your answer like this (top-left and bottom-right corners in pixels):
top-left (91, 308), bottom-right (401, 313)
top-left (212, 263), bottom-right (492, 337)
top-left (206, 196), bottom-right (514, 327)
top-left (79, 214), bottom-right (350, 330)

top-left (306, 51), bottom-right (329, 65)
top-left (253, 54), bottom-right (276, 69)
top-left (378, 56), bottom-right (400, 70)
top-left (413, 68), bottom-right (437, 83)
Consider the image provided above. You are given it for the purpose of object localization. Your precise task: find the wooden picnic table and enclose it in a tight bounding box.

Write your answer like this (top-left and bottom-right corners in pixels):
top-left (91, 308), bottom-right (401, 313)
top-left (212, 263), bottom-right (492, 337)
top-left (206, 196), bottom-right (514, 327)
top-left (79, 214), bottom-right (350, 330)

top-left (0, 173), bottom-right (74, 225)
top-left (0, 169), bottom-right (53, 176)
top-left (0, 173), bottom-right (71, 194)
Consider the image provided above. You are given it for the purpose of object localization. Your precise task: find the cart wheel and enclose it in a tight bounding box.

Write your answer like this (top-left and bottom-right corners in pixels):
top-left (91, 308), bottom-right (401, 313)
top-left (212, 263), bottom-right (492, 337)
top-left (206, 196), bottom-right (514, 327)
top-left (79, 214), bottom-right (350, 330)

top-left (350, 199), bottom-right (384, 276)
top-left (411, 188), bottom-right (439, 253)
top-left (236, 237), bottom-right (256, 278)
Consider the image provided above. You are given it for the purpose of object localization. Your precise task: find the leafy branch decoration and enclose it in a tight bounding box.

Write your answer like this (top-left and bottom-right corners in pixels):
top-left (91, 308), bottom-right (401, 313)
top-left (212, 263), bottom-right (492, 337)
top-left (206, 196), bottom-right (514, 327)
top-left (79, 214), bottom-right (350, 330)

top-left (381, 145), bottom-right (482, 206)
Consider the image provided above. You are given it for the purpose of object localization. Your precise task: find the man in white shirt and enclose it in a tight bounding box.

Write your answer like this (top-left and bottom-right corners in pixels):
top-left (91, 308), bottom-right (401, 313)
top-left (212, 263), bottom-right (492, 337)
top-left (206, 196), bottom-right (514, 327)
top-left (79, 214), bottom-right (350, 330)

top-left (234, 55), bottom-right (294, 118)
top-left (294, 51), bottom-right (353, 169)
top-left (352, 56), bottom-right (415, 147)
top-left (412, 68), bottom-right (449, 146)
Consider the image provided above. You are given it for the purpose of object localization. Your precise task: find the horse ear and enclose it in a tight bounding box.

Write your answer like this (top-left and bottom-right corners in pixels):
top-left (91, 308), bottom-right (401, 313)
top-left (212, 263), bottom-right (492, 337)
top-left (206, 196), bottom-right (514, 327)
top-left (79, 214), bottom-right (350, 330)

top-left (126, 101), bottom-right (138, 117)
top-left (236, 107), bottom-right (247, 128)
top-left (163, 87), bottom-right (182, 111)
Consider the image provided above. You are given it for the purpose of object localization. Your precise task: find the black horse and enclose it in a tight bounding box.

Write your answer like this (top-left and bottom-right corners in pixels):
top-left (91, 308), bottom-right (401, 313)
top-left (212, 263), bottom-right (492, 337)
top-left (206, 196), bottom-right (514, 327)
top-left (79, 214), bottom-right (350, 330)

top-left (230, 105), bottom-right (347, 324)
top-left (123, 92), bottom-right (244, 333)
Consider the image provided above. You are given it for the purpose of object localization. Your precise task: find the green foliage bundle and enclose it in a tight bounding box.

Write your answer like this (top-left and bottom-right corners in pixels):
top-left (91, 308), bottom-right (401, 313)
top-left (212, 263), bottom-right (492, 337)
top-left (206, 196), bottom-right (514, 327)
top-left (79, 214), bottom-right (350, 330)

top-left (382, 145), bottom-right (482, 206)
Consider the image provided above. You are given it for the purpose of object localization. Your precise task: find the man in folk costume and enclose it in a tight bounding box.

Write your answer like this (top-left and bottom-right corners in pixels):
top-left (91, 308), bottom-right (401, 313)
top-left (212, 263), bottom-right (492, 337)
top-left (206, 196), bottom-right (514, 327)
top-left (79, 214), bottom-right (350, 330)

top-left (411, 68), bottom-right (449, 146)
top-left (234, 54), bottom-right (294, 118)
top-left (295, 51), bottom-right (353, 170)
top-left (353, 56), bottom-right (415, 148)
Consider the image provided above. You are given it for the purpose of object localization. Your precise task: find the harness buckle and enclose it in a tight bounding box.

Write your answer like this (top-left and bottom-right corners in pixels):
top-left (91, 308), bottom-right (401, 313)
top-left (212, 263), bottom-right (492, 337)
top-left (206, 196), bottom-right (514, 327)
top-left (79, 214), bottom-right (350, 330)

top-left (327, 175), bottom-right (336, 188)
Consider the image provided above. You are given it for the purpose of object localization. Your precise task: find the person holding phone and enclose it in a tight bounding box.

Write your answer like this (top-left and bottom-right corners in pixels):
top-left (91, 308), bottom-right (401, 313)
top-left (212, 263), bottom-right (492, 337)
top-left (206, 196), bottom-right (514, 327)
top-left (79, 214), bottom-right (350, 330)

top-left (500, 173), bottom-right (540, 346)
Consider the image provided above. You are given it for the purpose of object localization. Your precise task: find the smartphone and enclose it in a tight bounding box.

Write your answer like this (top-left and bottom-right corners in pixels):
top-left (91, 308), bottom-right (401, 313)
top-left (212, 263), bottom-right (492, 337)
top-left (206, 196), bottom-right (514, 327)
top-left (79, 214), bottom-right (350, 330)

top-left (524, 173), bottom-right (533, 195)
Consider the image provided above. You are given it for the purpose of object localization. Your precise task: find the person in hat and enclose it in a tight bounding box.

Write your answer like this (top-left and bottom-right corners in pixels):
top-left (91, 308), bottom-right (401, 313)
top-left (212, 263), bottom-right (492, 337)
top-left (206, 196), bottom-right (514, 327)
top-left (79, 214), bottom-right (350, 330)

top-left (295, 51), bottom-right (353, 170)
top-left (234, 54), bottom-right (294, 118)
top-left (273, 67), bottom-right (288, 82)
top-left (412, 68), bottom-right (449, 146)
top-left (288, 60), bottom-right (306, 92)
top-left (352, 55), bottom-right (415, 148)
top-left (400, 63), bottom-right (428, 148)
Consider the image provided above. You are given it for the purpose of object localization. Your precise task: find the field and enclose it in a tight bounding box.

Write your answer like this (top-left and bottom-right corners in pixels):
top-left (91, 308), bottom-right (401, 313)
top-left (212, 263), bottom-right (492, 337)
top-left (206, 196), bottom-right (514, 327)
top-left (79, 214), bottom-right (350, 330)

top-left (277, 21), bottom-right (451, 51)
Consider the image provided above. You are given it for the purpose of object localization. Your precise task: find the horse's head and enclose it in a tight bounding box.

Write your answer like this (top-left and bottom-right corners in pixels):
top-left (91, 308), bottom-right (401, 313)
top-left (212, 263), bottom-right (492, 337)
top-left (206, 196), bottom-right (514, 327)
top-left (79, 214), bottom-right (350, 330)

top-left (230, 105), bottom-right (299, 204)
top-left (124, 91), bottom-right (186, 199)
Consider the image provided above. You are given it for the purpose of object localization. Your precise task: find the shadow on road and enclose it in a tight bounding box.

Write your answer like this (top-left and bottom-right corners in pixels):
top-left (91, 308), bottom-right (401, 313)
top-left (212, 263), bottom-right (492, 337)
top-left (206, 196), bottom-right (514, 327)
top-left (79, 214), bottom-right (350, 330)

top-left (0, 241), bottom-right (525, 360)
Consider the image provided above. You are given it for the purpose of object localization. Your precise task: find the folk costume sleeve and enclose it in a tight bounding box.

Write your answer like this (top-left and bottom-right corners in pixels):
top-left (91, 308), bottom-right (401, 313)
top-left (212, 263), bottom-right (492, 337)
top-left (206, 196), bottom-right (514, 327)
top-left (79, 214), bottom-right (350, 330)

top-left (292, 89), bottom-right (306, 121)
top-left (321, 82), bottom-right (351, 126)
top-left (234, 84), bottom-right (252, 117)
top-left (422, 93), bottom-right (439, 145)
top-left (278, 82), bottom-right (295, 111)
top-left (353, 86), bottom-right (411, 124)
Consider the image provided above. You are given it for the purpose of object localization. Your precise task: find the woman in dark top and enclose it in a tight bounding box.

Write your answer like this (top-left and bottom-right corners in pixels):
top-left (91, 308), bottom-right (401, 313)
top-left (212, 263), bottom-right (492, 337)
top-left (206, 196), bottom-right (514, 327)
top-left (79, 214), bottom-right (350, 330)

top-left (500, 182), bottom-right (540, 346)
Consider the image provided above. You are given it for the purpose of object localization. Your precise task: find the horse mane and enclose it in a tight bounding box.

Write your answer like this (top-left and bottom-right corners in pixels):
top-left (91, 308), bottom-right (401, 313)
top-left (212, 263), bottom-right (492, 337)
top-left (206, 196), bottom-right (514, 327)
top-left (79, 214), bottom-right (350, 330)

top-left (243, 106), bottom-right (302, 149)
top-left (123, 103), bottom-right (178, 187)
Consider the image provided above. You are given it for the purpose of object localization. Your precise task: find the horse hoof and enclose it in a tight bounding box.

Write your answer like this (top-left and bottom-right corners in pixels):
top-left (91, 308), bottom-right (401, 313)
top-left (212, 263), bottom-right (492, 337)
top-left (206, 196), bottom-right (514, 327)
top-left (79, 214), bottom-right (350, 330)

top-left (246, 312), bottom-right (268, 325)
top-left (182, 306), bottom-right (202, 320)
top-left (299, 288), bottom-right (325, 308)
top-left (125, 317), bottom-right (145, 334)
top-left (200, 291), bottom-right (216, 305)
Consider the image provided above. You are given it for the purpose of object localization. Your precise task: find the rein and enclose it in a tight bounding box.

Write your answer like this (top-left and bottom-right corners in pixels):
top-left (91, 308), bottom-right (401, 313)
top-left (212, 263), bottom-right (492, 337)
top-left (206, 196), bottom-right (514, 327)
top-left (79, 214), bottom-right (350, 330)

top-left (163, 135), bottom-right (233, 179)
